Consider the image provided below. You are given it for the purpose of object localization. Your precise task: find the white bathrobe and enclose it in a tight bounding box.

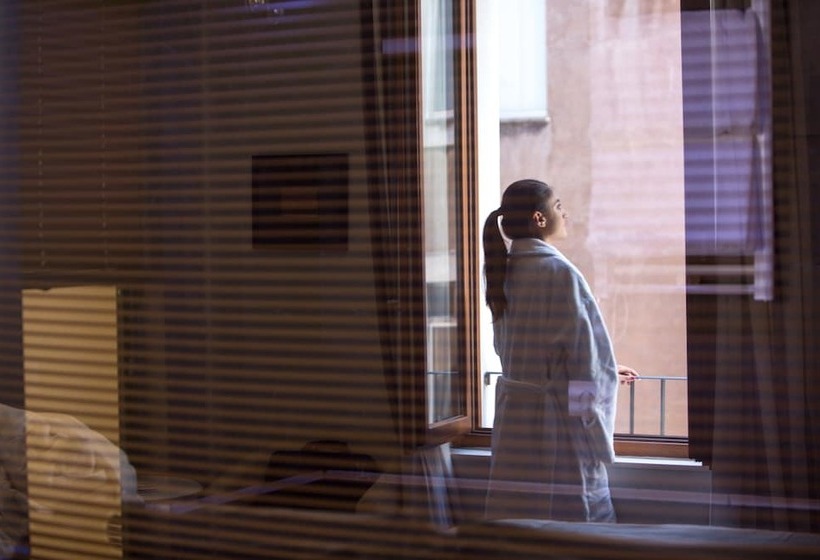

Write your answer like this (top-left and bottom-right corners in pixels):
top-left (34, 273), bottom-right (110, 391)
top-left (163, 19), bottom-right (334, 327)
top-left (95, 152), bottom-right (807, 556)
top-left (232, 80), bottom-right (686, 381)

top-left (485, 238), bottom-right (619, 522)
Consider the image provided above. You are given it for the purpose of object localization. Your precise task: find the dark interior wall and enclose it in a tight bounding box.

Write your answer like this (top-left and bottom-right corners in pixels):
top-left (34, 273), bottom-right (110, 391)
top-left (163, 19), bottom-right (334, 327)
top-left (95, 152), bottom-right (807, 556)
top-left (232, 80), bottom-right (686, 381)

top-left (792, 2), bottom-right (820, 265)
top-left (0, 2), bottom-right (23, 408)
top-left (17, 1), bottom-right (399, 479)
top-left (789, 0), bottom-right (820, 507)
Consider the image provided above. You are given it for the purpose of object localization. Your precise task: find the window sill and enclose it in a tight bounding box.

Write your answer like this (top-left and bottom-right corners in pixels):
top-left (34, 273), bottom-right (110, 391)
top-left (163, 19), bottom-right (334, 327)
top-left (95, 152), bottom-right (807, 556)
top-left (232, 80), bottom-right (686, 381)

top-left (614, 455), bottom-right (704, 470)
top-left (614, 438), bottom-right (689, 459)
top-left (452, 447), bottom-right (704, 470)
top-left (454, 433), bottom-right (690, 460)
top-left (499, 111), bottom-right (551, 124)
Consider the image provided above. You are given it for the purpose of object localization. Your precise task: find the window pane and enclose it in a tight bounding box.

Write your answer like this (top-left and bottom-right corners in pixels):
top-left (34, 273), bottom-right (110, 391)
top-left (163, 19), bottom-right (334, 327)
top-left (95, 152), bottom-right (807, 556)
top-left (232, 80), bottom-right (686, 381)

top-left (421, 0), bottom-right (464, 424)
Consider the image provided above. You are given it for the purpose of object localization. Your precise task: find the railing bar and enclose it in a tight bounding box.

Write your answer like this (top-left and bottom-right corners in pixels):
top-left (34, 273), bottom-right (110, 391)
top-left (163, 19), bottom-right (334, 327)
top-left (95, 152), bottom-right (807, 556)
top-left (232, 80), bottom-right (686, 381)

top-left (481, 372), bottom-right (686, 380)
top-left (484, 371), bottom-right (687, 381)
top-left (629, 380), bottom-right (636, 435)
top-left (660, 379), bottom-right (666, 436)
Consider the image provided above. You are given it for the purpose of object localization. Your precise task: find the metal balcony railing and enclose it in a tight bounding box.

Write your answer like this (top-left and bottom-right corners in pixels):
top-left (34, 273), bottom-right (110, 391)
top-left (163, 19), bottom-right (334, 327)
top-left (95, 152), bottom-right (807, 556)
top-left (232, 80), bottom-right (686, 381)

top-left (482, 372), bottom-right (687, 437)
top-left (622, 375), bottom-right (687, 436)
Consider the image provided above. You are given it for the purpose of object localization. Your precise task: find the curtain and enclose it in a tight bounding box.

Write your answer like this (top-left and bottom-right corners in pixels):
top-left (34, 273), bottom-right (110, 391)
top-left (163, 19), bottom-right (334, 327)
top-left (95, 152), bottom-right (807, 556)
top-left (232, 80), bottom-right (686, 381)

top-left (363, 0), bottom-right (423, 451)
top-left (702, 0), bottom-right (819, 532)
top-left (361, 0), bottom-right (406, 449)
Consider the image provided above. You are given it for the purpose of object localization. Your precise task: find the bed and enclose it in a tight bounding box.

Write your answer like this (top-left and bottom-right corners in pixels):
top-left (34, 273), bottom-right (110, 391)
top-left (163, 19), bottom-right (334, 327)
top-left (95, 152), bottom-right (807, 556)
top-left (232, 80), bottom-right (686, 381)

top-left (122, 441), bottom-right (820, 559)
top-left (454, 518), bottom-right (820, 560)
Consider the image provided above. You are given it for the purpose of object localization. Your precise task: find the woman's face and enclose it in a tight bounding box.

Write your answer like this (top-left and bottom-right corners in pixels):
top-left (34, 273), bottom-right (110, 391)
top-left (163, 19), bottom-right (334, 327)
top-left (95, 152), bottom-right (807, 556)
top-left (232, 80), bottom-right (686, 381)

top-left (541, 195), bottom-right (569, 242)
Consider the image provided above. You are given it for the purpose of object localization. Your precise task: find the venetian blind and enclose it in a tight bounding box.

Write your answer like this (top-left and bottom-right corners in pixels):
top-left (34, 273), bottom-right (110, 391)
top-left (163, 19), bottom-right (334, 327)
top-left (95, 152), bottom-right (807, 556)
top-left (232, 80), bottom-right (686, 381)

top-left (5, 1), bottom-right (444, 559)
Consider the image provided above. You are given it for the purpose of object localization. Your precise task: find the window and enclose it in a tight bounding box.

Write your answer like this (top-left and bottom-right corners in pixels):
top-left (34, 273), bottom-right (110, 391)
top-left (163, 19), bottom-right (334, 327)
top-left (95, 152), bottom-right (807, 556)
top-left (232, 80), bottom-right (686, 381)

top-left (495, 0), bottom-right (548, 123)
top-left (420, 1), bottom-right (773, 457)
top-left (421, 0), bottom-right (465, 427)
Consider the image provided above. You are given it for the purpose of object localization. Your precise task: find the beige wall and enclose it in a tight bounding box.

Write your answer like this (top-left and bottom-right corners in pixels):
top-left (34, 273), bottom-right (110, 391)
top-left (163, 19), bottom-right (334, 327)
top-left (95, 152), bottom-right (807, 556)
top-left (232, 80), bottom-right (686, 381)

top-left (22, 285), bottom-right (120, 442)
top-left (22, 286), bottom-right (123, 559)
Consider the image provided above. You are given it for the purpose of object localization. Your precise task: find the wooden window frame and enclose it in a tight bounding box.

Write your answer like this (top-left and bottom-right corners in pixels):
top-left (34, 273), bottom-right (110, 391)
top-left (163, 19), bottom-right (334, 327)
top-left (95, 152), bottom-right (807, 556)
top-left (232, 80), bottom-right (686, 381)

top-left (394, 0), bottom-right (691, 459)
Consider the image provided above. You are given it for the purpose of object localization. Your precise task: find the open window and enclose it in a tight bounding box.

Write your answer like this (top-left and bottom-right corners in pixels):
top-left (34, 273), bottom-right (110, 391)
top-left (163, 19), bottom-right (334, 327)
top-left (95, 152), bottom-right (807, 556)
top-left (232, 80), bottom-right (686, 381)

top-left (411, 0), bottom-right (773, 458)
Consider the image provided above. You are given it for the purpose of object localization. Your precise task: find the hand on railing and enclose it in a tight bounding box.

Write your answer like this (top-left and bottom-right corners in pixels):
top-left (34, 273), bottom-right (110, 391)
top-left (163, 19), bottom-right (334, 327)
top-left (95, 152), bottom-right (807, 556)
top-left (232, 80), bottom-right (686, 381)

top-left (617, 364), bottom-right (640, 385)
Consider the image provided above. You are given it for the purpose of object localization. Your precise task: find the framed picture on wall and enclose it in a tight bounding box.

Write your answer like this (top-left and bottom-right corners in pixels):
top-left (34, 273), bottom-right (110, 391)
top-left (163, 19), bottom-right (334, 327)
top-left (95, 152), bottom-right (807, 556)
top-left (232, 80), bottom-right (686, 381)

top-left (251, 152), bottom-right (349, 251)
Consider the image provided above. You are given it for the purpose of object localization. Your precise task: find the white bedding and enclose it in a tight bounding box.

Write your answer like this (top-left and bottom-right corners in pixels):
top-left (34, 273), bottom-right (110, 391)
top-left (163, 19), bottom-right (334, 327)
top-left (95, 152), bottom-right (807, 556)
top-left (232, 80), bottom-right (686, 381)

top-left (0, 403), bottom-right (141, 557)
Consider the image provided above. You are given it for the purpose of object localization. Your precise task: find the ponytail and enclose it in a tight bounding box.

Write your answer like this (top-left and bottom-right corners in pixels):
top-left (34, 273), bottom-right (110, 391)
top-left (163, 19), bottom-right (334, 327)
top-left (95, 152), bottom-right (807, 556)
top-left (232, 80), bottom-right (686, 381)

top-left (483, 179), bottom-right (554, 322)
top-left (483, 209), bottom-right (508, 321)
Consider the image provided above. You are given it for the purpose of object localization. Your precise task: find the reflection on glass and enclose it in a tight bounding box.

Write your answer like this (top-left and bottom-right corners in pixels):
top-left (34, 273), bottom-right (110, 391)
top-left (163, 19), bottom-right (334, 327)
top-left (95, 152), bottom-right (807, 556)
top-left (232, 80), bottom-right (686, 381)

top-left (421, 0), bottom-right (463, 424)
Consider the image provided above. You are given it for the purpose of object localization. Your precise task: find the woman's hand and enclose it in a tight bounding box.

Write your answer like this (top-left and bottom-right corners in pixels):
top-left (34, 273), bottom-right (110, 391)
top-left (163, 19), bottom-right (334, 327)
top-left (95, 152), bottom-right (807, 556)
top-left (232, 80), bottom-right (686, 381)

top-left (617, 365), bottom-right (640, 385)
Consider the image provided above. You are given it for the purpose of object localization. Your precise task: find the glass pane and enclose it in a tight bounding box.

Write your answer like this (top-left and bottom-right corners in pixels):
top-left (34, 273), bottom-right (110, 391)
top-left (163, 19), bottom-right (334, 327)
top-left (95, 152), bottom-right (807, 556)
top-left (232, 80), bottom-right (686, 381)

top-left (420, 0), bottom-right (464, 424)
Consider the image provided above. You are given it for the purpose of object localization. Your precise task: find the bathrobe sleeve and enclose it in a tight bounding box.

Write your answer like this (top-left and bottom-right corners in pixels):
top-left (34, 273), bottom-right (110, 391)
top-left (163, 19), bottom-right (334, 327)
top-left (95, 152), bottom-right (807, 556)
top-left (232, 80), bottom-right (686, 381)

top-left (557, 265), bottom-right (619, 464)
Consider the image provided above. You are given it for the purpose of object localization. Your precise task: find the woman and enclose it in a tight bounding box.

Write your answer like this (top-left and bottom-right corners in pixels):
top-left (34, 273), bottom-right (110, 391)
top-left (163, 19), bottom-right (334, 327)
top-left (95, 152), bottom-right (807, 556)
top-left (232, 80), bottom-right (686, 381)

top-left (483, 179), bottom-right (637, 523)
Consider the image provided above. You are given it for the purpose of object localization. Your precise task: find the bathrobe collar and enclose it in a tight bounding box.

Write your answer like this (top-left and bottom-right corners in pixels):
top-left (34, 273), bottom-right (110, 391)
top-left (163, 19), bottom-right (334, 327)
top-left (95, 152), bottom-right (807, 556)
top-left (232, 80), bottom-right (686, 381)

top-left (508, 237), bottom-right (564, 259)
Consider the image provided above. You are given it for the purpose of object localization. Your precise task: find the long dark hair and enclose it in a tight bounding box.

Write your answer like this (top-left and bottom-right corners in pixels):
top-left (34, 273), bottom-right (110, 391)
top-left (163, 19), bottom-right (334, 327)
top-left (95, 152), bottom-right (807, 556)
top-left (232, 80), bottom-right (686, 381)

top-left (483, 179), bottom-right (553, 321)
